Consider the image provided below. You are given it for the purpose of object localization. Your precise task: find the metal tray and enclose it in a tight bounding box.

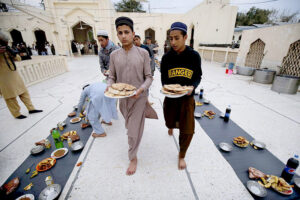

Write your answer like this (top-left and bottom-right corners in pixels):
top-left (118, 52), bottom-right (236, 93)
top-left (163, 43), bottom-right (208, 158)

top-left (39, 184), bottom-right (61, 200)
top-left (247, 181), bottom-right (267, 197)
top-left (219, 142), bottom-right (233, 152)
top-left (70, 141), bottom-right (84, 151)
top-left (252, 140), bottom-right (266, 149)
top-left (30, 145), bottom-right (45, 155)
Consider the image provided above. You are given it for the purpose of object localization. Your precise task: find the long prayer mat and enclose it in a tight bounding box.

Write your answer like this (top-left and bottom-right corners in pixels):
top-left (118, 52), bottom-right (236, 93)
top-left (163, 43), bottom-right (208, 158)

top-left (0, 112), bottom-right (92, 200)
top-left (194, 95), bottom-right (300, 200)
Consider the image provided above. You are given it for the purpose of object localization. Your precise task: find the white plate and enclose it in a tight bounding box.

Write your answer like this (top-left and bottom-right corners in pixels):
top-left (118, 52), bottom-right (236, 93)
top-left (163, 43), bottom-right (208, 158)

top-left (70, 117), bottom-right (81, 124)
top-left (160, 90), bottom-right (188, 98)
top-left (16, 194), bottom-right (34, 200)
top-left (104, 91), bottom-right (136, 99)
top-left (51, 148), bottom-right (68, 159)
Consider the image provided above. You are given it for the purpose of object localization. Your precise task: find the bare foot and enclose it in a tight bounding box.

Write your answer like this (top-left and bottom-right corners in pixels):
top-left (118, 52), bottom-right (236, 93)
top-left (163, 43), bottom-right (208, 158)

top-left (92, 132), bottom-right (107, 138)
top-left (168, 129), bottom-right (173, 136)
top-left (101, 120), bottom-right (112, 126)
top-left (178, 158), bottom-right (187, 170)
top-left (126, 157), bottom-right (137, 176)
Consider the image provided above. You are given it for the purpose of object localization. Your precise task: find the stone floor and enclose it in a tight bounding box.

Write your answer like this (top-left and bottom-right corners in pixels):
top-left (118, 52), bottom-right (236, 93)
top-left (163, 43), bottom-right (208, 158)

top-left (0, 55), bottom-right (299, 200)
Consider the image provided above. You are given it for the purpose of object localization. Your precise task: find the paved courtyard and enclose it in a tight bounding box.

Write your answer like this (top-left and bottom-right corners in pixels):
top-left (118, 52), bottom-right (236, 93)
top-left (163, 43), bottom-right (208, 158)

top-left (0, 55), bottom-right (299, 199)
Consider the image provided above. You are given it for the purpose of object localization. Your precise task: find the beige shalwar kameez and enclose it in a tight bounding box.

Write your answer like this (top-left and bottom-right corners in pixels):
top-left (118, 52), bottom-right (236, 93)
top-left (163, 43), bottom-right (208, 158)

top-left (108, 45), bottom-right (157, 160)
top-left (0, 52), bottom-right (35, 117)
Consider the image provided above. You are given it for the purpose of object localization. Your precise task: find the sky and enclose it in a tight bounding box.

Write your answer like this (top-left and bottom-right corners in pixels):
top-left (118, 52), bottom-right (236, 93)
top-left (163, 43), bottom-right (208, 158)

top-left (22, 0), bottom-right (300, 14)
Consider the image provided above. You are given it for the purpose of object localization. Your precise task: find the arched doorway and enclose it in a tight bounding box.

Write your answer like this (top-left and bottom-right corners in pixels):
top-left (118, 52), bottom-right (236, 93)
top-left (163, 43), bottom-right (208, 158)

top-left (34, 29), bottom-right (47, 55)
top-left (164, 29), bottom-right (171, 53)
top-left (190, 25), bottom-right (194, 49)
top-left (280, 40), bottom-right (300, 77)
top-left (145, 28), bottom-right (155, 44)
top-left (245, 39), bottom-right (265, 68)
top-left (72, 21), bottom-right (94, 55)
top-left (10, 29), bottom-right (24, 46)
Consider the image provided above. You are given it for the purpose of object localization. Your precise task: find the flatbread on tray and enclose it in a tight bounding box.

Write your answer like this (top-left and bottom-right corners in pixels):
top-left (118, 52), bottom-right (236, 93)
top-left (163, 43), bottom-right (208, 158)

top-left (161, 84), bottom-right (193, 95)
top-left (105, 83), bottom-right (136, 98)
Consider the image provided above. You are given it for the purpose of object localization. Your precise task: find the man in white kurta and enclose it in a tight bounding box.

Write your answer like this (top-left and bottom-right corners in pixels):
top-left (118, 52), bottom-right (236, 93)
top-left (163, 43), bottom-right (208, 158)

top-left (77, 82), bottom-right (118, 137)
top-left (108, 16), bottom-right (156, 175)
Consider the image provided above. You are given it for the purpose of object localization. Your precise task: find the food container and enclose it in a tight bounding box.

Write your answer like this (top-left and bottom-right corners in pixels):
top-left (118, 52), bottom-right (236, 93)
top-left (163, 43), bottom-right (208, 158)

top-left (236, 66), bottom-right (255, 76)
top-left (45, 176), bottom-right (54, 186)
top-left (271, 75), bottom-right (300, 94)
top-left (45, 139), bottom-right (51, 149)
top-left (253, 69), bottom-right (276, 84)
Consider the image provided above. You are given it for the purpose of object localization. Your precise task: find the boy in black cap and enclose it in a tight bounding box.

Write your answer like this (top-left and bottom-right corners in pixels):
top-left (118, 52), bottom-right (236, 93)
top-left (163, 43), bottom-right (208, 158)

top-left (107, 16), bottom-right (157, 175)
top-left (161, 22), bottom-right (202, 170)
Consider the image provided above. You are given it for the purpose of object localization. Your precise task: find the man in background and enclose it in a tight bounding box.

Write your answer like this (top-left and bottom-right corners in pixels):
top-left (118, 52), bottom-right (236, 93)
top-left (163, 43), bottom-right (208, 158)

top-left (97, 30), bottom-right (119, 78)
top-left (0, 31), bottom-right (42, 119)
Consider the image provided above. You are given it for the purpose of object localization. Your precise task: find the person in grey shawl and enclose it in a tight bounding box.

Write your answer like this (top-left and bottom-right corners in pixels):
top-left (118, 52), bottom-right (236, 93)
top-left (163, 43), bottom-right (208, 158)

top-left (97, 30), bottom-right (119, 79)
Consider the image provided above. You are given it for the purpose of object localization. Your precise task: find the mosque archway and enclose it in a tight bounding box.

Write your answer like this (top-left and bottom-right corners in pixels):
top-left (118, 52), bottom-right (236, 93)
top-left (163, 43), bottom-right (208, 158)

top-left (34, 29), bottom-right (47, 47)
top-left (145, 28), bottom-right (155, 44)
top-left (10, 29), bottom-right (24, 46)
top-left (72, 21), bottom-right (94, 55)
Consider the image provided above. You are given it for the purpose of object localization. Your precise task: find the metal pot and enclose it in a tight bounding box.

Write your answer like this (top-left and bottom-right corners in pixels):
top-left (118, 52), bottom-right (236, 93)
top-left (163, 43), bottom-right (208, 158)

top-left (253, 69), bottom-right (276, 84)
top-left (236, 66), bottom-right (255, 76)
top-left (271, 75), bottom-right (300, 94)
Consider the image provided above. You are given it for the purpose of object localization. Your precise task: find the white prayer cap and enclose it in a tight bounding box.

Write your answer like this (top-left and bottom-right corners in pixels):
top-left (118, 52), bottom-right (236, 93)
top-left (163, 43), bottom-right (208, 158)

top-left (97, 30), bottom-right (108, 37)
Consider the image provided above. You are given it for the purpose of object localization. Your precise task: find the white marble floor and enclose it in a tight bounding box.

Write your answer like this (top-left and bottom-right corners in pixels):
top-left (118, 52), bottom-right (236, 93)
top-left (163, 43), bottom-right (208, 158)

top-left (0, 55), bottom-right (299, 200)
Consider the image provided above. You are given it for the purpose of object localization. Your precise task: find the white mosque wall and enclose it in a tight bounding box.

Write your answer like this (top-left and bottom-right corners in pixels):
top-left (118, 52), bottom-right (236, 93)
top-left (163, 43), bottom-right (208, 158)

top-left (236, 23), bottom-right (300, 71)
top-left (0, 0), bottom-right (238, 56)
top-left (16, 56), bottom-right (68, 87)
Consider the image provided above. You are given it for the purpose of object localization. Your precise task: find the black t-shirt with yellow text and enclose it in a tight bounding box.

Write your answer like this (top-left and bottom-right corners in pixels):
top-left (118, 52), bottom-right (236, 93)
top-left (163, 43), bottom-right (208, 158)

top-left (161, 46), bottom-right (202, 93)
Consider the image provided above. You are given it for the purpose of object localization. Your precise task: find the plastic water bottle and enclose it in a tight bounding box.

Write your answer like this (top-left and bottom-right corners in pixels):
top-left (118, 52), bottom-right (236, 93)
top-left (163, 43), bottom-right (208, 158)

top-left (51, 129), bottom-right (64, 149)
top-left (224, 105), bottom-right (231, 122)
top-left (281, 155), bottom-right (299, 183)
top-left (199, 88), bottom-right (204, 99)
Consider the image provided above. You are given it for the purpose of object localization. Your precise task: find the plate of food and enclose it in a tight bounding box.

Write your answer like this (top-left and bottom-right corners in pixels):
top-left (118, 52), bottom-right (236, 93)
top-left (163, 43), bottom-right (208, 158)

top-left (15, 194), bottom-right (34, 200)
top-left (51, 148), bottom-right (68, 159)
top-left (61, 130), bottom-right (77, 140)
top-left (68, 111), bottom-right (76, 117)
top-left (39, 184), bottom-right (61, 200)
top-left (248, 167), bottom-right (267, 179)
top-left (233, 136), bottom-right (249, 148)
top-left (104, 83), bottom-right (137, 98)
top-left (219, 142), bottom-right (233, 152)
top-left (161, 84), bottom-right (192, 98)
top-left (36, 157), bottom-right (56, 172)
top-left (70, 117), bottom-right (81, 124)
top-left (271, 176), bottom-right (293, 195)
top-left (203, 110), bottom-right (216, 119)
